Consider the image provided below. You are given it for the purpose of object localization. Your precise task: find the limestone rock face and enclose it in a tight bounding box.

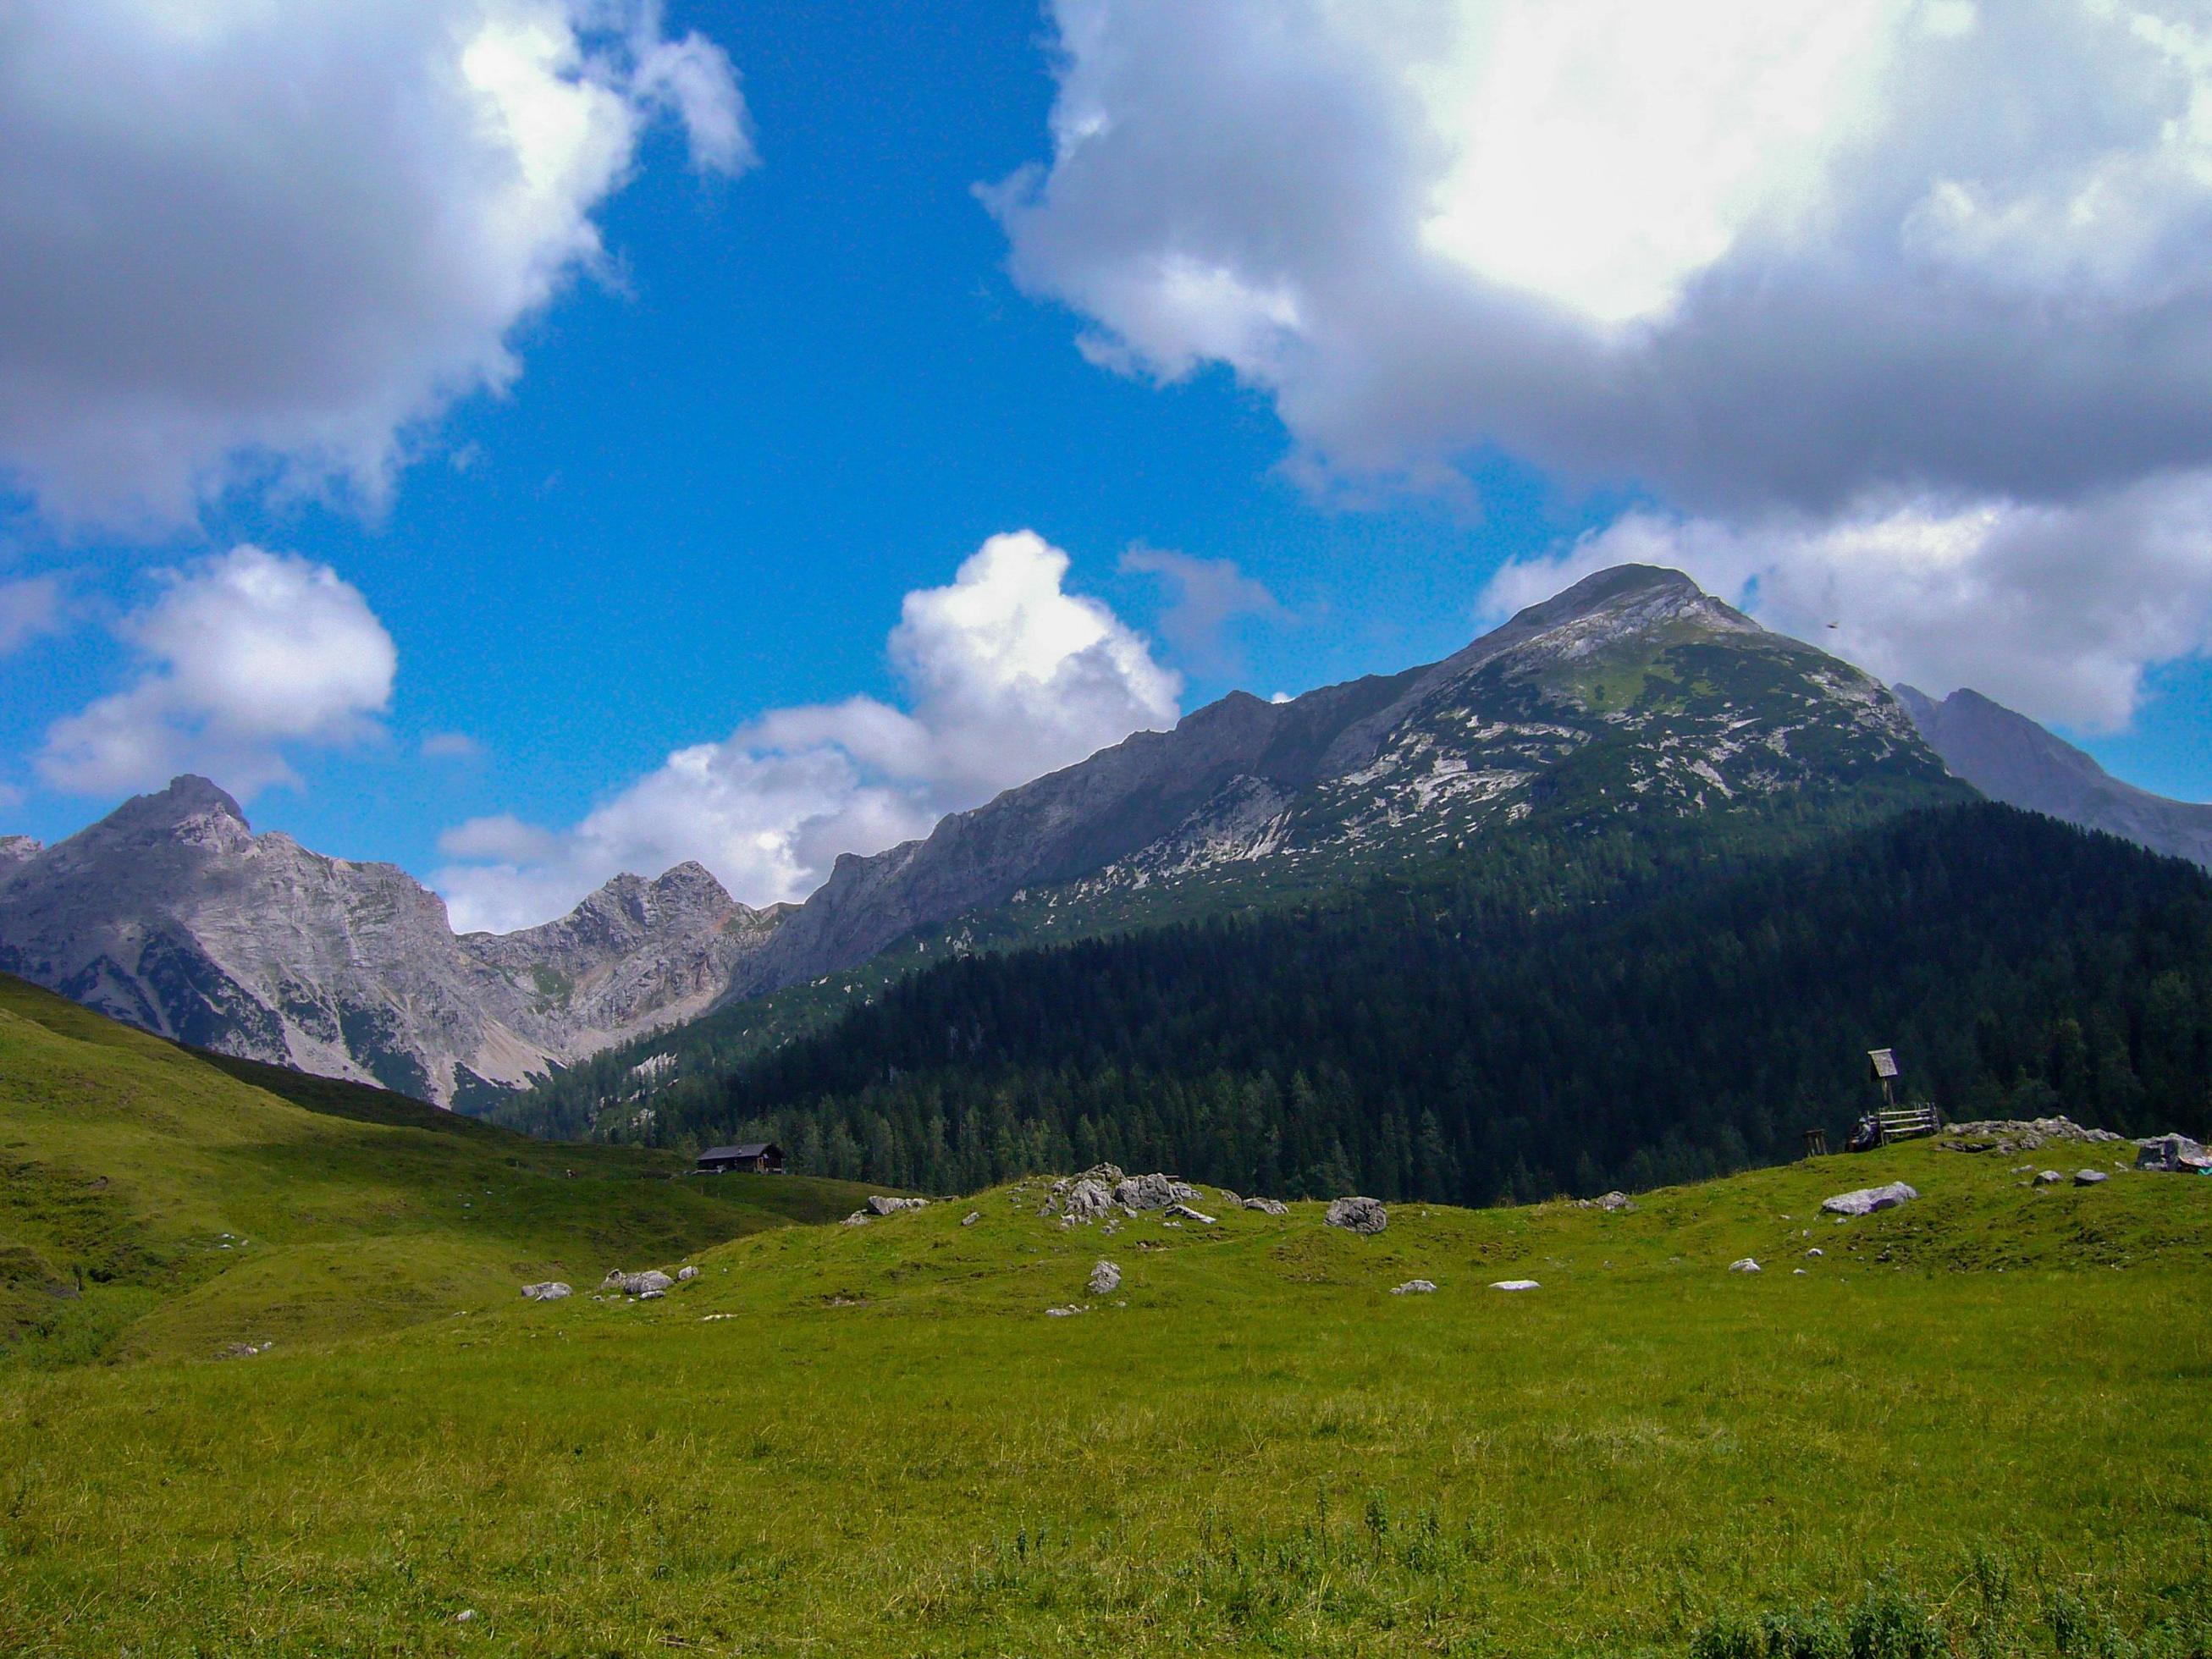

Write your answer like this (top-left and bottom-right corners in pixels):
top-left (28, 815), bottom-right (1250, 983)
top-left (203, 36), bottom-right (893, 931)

top-left (0, 777), bottom-right (785, 1105)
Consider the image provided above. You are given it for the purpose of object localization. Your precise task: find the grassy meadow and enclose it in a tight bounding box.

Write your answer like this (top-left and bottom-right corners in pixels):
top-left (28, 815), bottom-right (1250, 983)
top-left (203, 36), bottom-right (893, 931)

top-left (4, 972), bottom-right (2210, 1654)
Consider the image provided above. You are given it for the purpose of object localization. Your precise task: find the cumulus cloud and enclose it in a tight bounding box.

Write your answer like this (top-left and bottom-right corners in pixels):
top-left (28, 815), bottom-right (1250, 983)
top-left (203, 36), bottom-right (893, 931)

top-left (1120, 546), bottom-right (1288, 673)
top-left (437, 532), bottom-right (1183, 932)
top-left (996, 0), bottom-right (2212, 511)
top-left (0, 0), bottom-right (751, 526)
top-left (1484, 475), bottom-right (2212, 732)
top-left (38, 547), bottom-right (397, 795)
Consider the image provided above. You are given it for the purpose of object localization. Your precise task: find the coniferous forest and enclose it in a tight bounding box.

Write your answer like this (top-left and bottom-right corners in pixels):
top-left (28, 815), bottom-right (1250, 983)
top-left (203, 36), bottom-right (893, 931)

top-left (643, 805), bottom-right (2212, 1202)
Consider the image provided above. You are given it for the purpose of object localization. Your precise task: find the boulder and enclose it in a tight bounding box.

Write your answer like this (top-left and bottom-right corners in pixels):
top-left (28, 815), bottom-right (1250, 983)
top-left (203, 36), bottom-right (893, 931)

top-left (1596, 1191), bottom-right (1636, 1212)
top-left (2033, 1170), bottom-right (2064, 1186)
top-left (1390, 1279), bottom-right (1437, 1295)
top-left (1325, 1196), bottom-right (1388, 1235)
top-left (1804, 1248), bottom-right (1823, 1259)
top-left (2137, 1133), bottom-right (2211, 1172)
top-left (520, 1281), bottom-right (571, 1302)
top-left (601, 1269), bottom-right (676, 1297)
top-left (841, 1211), bottom-right (871, 1226)
top-left (961, 1212), bottom-right (980, 1227)
top-left (1729, 1258), bottom-right (1762, 1274)
top-left (676, 1265), bottom-right (699, 1282)
top-left (1044, 1304), bottom-right (1086, 1318)
top-left (1163, 1203), bottom-right (1216, 1225)
top-left (1241, 1197), bottom-right (1288, 1216)
top-left (1112, 1172), bottom-right (1199, 1211)
top-left (865, 1194), bottom-right (927, 1216)
top-left (2074, 1168), bottom-right (2110, 1186)
top-left (1819, 1182), bottom-right (1919, 1217)
top-left (1087, 1259), bottom-right (1122, 1296)
top-left (1489, 1279), bottom-right (1540, 1292)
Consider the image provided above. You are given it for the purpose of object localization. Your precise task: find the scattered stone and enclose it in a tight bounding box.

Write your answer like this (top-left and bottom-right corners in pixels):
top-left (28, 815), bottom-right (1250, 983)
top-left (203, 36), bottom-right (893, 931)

top-left (1325, 1196), bottom-right (1388, 1235)
top-left (1242, 1197), bottom-right (1288, 1215)
top-left (636, 1288), bottom-right (665, 1301)
top-left (1391, 1279), bottom-right (1437, 1295)
top-left (1489, 1279), bottom-right (1540, 1292)
top-left (520, 1281), bottom-right (571, 1301)
top-left (1804, 1248), bottom-right (1823, 1259)
top-left (1729, 1258), bottom-right (1762, 1274)
top-left (961, 1211), bottom-right (980, 1227)
top-left (841, 1211), bottom-right (871, 1226)
top-left (1794, 1268), bottom-right (1808, 1276)
top-left (676, 1265), bottom-right (699, 1282)
top-left (1044, 1304), bottom-right (1086, 1318)
top-left (1572, 1190), bottom-right (1637, 1212)
top-left (2137, 1133), bottom-right (2212, 1172)
top-left (2034, 1170), bottom-right (2064, 1186)
top-left (455, 1609), bottom-right (477, 1623)
top-left (218, 1341), bottom-right (271, 1359)
top-left (1163, 1203), bottom-right (1216, 1225)
top-left (2075, 1168), bottom-right (2110, 1186)
top-left (865, 1194), bottom-right (927, 1216)
top-left (1819, 1182), bottom-right (1919, 1217)
top-left (1087, 1259), bottom-right (1122, 1296)
top-left (601, 1269), bottom-right (675, 1298)
top-left (1941, 1116), bottom-right (2124, 1153)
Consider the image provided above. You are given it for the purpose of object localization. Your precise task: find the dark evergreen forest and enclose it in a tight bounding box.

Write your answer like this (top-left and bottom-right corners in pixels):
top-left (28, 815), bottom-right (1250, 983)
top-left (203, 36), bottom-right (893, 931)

top-left (658, 805), bottom-right (2212, 1201)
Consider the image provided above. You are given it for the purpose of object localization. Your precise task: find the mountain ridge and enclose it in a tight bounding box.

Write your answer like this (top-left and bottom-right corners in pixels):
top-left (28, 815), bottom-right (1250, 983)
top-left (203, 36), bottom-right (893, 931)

top-left (0, 781), bottom-right (785, 1104)
top-left (1896, 684), bottom-right (2212, 871)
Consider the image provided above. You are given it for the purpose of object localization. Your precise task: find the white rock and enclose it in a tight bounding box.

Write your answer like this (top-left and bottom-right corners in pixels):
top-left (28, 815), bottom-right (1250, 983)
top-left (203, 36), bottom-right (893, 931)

top-left (1241, 1197), bottom-right (1288, 1215)
top-left (1819, 1182), bottom-right (1918, 1217)
top-left (2074, 1168), bottom-right (2110, 1186)
top-left (1390, 1279), bottom-right (1437, 1295)
top-left (1489, 1279), bottom-right (1541, 1292)
top-left (961, 1212), bottom-right (980, 1227)
top-left (676, 1265), bottom-right (699, 1281)
top-left (1087, 1259), bottom-right (1122, 1296)
top-left (520, 1281), bottom-right (571, 1301)
top-left (1729, 1258), bottom-right (1762, 1274)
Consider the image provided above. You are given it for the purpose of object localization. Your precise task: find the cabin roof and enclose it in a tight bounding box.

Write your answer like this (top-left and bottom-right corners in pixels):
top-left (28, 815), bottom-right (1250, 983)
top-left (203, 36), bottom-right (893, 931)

top-left (699, 1143), bottom-right (778, 1161)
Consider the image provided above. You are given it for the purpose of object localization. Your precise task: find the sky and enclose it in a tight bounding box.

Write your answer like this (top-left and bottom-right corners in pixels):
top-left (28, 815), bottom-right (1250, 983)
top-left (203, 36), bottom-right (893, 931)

top-left (4, 0), bottom-right (2212, 932)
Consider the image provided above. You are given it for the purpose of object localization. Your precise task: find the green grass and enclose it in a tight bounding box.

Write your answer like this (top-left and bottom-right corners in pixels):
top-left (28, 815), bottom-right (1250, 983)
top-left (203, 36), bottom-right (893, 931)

top-left (5, 1015), bottom-right (2212, 1659)
top-left (0, 973), bottom-right (874, 1366)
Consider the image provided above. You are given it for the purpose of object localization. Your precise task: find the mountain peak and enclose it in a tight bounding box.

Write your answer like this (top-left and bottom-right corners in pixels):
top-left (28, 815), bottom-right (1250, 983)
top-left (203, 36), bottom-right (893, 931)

top-left (123, 775), bottom-right (246, 829)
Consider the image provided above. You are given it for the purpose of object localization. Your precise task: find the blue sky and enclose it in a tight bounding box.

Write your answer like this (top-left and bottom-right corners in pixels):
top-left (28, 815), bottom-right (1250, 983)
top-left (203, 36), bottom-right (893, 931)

top-left (4, 0), bottom-right (2211, 929)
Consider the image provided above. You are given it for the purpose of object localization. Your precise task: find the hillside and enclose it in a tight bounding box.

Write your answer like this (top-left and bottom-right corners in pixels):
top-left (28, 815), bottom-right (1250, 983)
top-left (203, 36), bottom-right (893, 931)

top-left (0, 973), bottom-right (871, 1364)
top-left (3, 1133), bottom-right (2209, 1655)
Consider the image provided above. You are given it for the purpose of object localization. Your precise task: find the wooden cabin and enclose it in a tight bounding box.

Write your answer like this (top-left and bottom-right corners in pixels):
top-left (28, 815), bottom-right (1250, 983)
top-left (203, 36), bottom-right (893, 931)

top-left (697, 1142), bottom-right (785, 1175)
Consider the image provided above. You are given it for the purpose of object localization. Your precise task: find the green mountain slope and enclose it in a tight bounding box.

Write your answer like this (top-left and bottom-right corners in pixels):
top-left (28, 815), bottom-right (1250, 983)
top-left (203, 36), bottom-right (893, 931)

top-left (4, 1138), bottom-right (2209, 1656)
top-left (616, 805), bottom-right (2212, 1199)
top-left (0, 973), bottom-right (873, 1364)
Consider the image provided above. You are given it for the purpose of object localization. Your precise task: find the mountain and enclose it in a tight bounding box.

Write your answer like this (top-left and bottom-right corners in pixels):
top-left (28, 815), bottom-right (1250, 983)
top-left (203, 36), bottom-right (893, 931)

top-left (733, 565), bottom-right (1953, 997)
top-left (0, 779), bottom-right (784, 1105)
top-left (500, 564), bottom-right (1976, 1144)
top-left (1895, 685), bottom-right (2212, 871)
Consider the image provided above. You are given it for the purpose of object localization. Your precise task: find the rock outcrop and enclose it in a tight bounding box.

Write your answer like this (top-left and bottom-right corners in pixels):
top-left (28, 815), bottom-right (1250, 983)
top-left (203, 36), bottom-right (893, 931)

top-left (1820, 1182), bottom-right (1918, 1217)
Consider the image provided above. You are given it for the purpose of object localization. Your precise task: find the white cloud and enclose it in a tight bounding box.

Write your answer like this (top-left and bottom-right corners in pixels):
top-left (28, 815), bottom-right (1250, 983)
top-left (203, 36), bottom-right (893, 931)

top-left (38, 546), bottom-right (397, 794)
top-left (1483, 474), bottom-right (2212, 732)
top-left (0, 576), bottom-right (63, 656)
top-left (437, 531), bottom-right (1183, 932)
top-left (994, 0), bottom-right (2212, 511)
top-left (0, 0), bottom-right (751, 527)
